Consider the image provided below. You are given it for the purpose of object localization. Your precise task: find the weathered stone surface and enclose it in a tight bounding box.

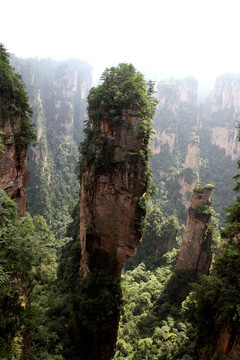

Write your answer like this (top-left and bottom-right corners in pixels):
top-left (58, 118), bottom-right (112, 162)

top-left (176, 185), bottom-right (214, 279)
top-left (152, 77), bottom-right (199, 210)
top-left (78, 104), bottom-right (150, 359)
top-left (178, 141), bottom-right (199, 209)
top-left (179, 77), bottom-right (198, 104)
top-left (0, 96), bottom-right (29, 217)
top-left (194, 317), bottom-right (240, 360)
top-left (210, 74), bottom-right (240, 160)
top-left (211, 125), bottom-right (240, 161)
top-left (80, 108), bottom-right (147, 277)
top-left (151, 129), bottom-right (176, 154)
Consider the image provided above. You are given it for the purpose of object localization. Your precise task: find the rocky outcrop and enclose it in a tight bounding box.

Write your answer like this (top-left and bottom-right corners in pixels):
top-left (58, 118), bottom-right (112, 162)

top-left (0, 96), bottom-right (28, 217)
top-left (11, 57), bottom-right (92, 225)
top-left (179, 77), bottom-right (198, 104)
top-left (152, 77), bottom-right (200, 212)
top-left (194, 317), bottom-right (240, 360)
top-left (176, 185), bottom-right (214, 280)
top-left (211, 74), bottom-right (240, 113)
top-left (78, 63), bottom-right (155, 356)
top-left (151, 130), bottom-right (176, 154)
top-left (80, 108), bottom-right (148, 277)
top-left (210, 74), bottom-right (240, 160)
top-left (210, 126), bottom-right (240, 161)
top-left (213, 318), bottom-right (240, 360)
top-left (178, 141), bottom-right (199, 209)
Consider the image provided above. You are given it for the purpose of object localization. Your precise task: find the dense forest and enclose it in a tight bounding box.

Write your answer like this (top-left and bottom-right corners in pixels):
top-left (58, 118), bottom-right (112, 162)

top-left (0, 43), bottom-right (240, 359)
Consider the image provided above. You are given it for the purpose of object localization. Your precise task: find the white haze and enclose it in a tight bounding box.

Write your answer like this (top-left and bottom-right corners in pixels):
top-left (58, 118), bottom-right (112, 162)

top-left (1, 0), bottom-right (240, 87)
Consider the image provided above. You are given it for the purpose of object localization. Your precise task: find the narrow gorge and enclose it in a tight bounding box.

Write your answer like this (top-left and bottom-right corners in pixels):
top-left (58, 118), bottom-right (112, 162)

top-left (1, 43), bottom-right (240, 360)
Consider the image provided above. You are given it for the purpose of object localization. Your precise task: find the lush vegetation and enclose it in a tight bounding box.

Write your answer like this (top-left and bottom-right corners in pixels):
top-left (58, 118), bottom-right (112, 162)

top-left (0, 43), bottom-right (36, 149)
top-left (80, 63), bottom-right (158, 233)
top-left (87, 63), bottom-right (157, 125)
top-left (188, 133), bottom-right (240, 358)
top-left (1, 49), bottom-right (240, 359)
top-left (0, 189), bottom-right (58, 359)
top-left (115, 259), bottom-right (197, 360)
top-left (10, 55), bottom-right (92, 238)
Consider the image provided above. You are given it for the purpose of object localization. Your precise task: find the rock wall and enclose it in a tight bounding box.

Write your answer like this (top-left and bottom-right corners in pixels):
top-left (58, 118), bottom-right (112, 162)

top-left (152, 77), bottom-right (199, 212)
top-left (78, 100), bottom-right (151, 359)
top-left (176, 185), bottom-right (214, 280)
top-left (0, 96), bottom-right (28, 217)
top-left (11, 57), bottom-right (92, 226)
top-left (80, 108), bottom-right (148, 277)
top-left (178, 141), bottom-right (199, 209)
top-left (194, 317), bottom-right (240, 360)
top-left (210, 74), bottom-right (240, 160)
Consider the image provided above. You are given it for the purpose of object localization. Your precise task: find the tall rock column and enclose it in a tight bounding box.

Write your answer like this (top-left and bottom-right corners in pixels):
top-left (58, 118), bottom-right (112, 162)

top-left (80, 107), bottom-right (149, 276)
top-left (77, 64), bottom-right (157, 360)
top-left (176, 184), bottom-right (214, 279)
top-left (0, 45), bottom-right (36, 217)
top-left (0, 96), bottom-right (29, 217)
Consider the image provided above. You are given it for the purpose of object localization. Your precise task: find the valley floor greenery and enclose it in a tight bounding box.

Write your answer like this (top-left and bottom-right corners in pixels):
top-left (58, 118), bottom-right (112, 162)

top-left (1, 49), bottom-right (240, 359)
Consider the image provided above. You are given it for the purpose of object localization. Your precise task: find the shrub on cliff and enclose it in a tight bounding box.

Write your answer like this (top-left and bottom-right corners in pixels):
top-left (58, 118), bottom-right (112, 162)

top-left (0, 43), bottom-right (36, 149)
top-left (87, 63), bottom-right (157, 130)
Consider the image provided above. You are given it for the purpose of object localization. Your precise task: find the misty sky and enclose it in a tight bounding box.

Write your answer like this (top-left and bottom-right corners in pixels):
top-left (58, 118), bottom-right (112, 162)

top-left (1, 0), bottom-right (240, 84)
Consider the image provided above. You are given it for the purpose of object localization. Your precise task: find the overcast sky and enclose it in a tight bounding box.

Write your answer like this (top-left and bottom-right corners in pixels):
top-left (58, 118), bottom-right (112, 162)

top-left (1, 0), bottom-right (240, 84)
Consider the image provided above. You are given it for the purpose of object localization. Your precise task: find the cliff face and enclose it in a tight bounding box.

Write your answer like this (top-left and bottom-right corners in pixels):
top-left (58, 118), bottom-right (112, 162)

top-left (0, 96), bottom-right (28, 217)
top-left (80, 108), bottom-right (148, 277)
top-left (176, 185), bottom-right (214, 280)
top-left (211, 318), bottom-right (240, 360)
top-left (178, 141), bottom-right (198, 209)
top-left (151, 77), bottom-right (199, 214)
top-left (77, 64), bottom-right (157, 360)
top-left (152, 74), bottom-right (240, 224)
top-left (79, 108), bottom-right (149, 360)
top-left (210, 74), bottom-right (240, 160)
top-left (11, 57), bottom-right (92, 229)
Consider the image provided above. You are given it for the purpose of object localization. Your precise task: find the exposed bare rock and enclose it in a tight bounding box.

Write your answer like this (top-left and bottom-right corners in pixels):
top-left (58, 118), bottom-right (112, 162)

top-left (178, 141), bottom-right (199, 209)
top-left (214, 318), bottom-right (240, 360)
top-left (184, 141), bottom-right (199, 169)
top-left (151, 130), bottom-right (176, 154)
top-left (210, 74), bottom-right (240, 160)
top-left (211, 74), bottom-right (240, 113)
top-left (211, 125), bottom-right (240, 161)
top-left (179, 77), bottom-right (198, 104)
top-left (176, 185), bottom-right (214, 280)
top-left (80, 108), bottom-right (148, 277)
top-left (194, 317), bottom-right (240, 360)
top-left (0, 96), bottom-right (29, 217)
top-left (77, 64), bottom-right (156, 359)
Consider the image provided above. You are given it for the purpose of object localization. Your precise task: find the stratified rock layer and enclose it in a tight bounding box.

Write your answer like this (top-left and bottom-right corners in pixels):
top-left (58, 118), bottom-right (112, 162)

top-left (80, 108), bottom-right (147, 277)
top-left (176, 185), bottom-right (214, 279)
top-left (0, 96), bottom-right (28, 217)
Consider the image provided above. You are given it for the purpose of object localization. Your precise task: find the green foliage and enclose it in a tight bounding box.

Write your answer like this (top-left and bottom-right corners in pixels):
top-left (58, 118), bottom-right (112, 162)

top-left (80, 64), bottom-right (157, 179)
top-left (221, 156), bottom-right (240, 238)
top-left (211, 106), bottom-right (235, 126)
top-left (0, 44), bottom-right (36, 149)
top-left (186, 125), bottom-right (240, 357)
top-left (186, 239), bottom-right (240, 357)
top-left (88, 63), bottom-right (157, 126)
top-left (127, 205), bottom-right (180, 270)
top-left (0, 189), bottom-right (56, 358)
top-left (9, 56), bottom-right (91, 239)
top-left (115, 261), bottom-right (196, 360)
top-left (198, 118), bottom-right (237, 223)
top-left (0, 44), bottom-right (10, 64)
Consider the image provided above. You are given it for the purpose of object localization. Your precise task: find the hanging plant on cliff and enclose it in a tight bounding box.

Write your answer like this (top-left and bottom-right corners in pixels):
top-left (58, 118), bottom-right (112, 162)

top-left (0, 43), bottom-right (36, 149)
top-left (79, 63), bottom-right (157, 183)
